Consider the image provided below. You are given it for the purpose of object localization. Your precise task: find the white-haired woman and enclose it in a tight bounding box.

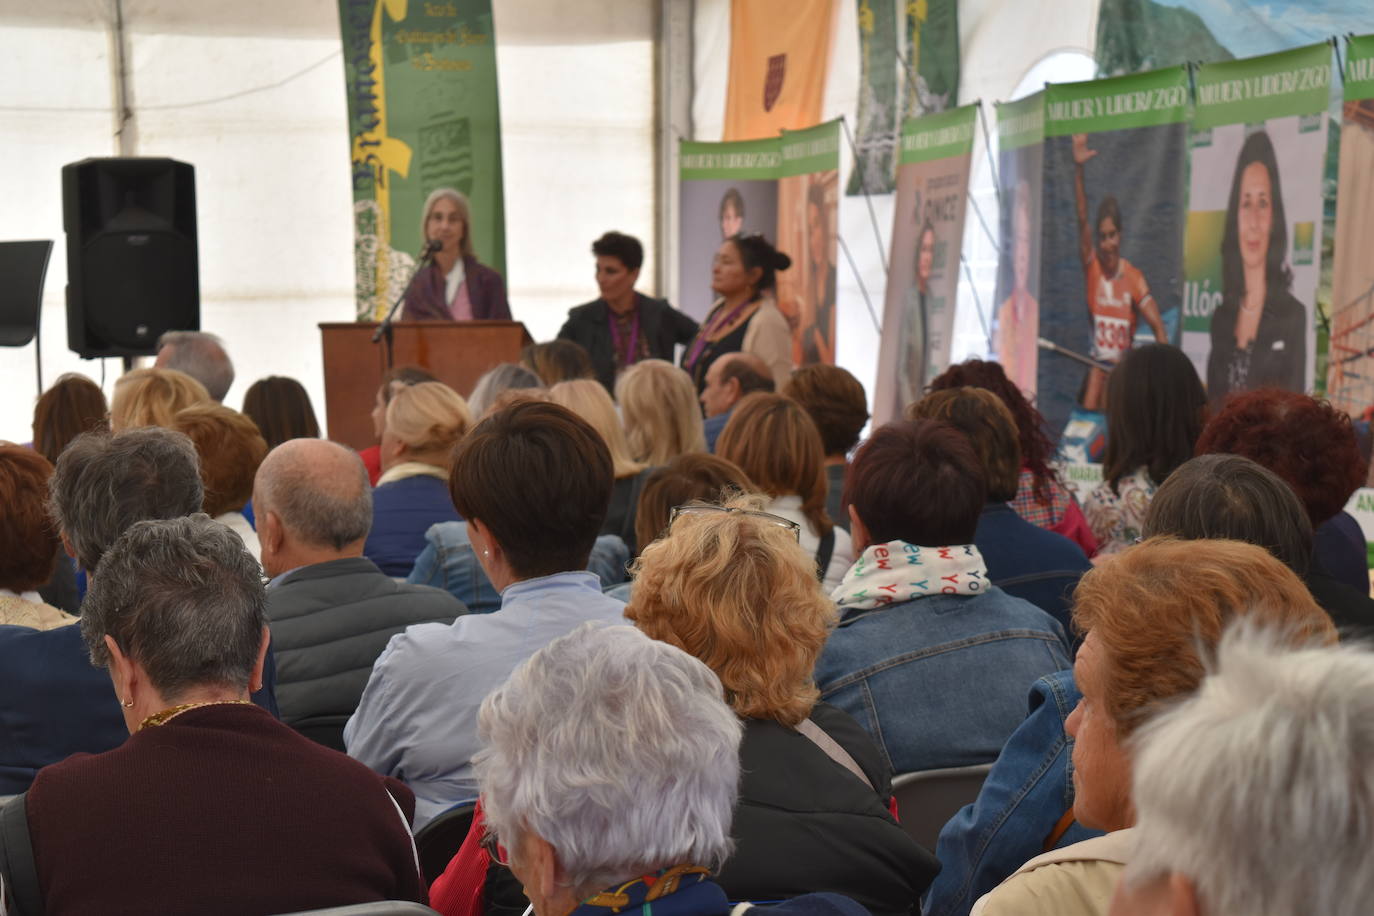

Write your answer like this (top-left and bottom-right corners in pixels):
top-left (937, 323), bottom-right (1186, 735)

top-left (615, 359), bottom-right (706, 466)
top-left (468, 622), bottom-right (869, 916)
top-left (402, 187), bottom-right (511, 321)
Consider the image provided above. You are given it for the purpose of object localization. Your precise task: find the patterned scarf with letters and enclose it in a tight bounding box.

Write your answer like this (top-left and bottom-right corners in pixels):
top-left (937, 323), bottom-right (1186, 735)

top-left (830, 540), bottom-right (990, 611)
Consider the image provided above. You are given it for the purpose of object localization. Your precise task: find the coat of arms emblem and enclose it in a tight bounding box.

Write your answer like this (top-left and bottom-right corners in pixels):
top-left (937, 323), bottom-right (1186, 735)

top-left (763, 53), bottom-right (786, 111)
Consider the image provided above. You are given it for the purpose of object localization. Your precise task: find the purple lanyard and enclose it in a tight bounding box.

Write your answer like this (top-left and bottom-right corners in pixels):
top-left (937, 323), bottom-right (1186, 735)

top-left (684, 299), bottom-right (753, 371)
top-left (608, 305), bottom-right (641, 366)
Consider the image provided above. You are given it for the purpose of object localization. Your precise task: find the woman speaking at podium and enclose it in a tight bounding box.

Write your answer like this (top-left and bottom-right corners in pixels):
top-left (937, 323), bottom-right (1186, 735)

top-left (401, 188), bottom-right (511, 321)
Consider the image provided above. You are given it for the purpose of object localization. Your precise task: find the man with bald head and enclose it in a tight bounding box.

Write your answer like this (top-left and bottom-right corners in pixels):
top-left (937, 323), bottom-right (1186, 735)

top-left (255, 439), bottom-right (464, 734)
top-left (700, 351), bottom-right (776, 452)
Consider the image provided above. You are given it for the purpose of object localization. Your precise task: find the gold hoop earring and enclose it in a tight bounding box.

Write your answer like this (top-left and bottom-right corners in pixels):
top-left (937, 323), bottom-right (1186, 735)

top-left (121, 698), bottom-right (134, 708)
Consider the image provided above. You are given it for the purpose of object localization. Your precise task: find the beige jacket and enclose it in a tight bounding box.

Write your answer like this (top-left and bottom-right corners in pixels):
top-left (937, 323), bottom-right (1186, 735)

top-left (740, 298), bottom-right (794, 390)
top-left (970, 828), bottom-right (1135, 916)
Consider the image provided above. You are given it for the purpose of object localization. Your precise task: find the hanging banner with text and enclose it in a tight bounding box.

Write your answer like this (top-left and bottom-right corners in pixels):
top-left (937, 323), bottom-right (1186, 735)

top-left (1326, 35), bottom-right (1374, 427)
top-left (1037, 66), bottom-right (1190, 459)
top-left (846, 0), bottom-right (960, 195)
top-left (340, 0), bottom-right (505, 320)
top-left (1182, 43), bottom-right (1331, 408)
top-left (776, 120), bottom-right (842, 365)
top-left (723, 0), bottom-right (833, 142)
top-left (872, 104), bottom-right (977, 424)
top-left (992, 92), bottom-right (1045, 398)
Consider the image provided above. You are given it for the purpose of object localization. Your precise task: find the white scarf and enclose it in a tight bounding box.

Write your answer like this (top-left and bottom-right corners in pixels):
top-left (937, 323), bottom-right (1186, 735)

top-left (830, 540), bottom-right (990, 611)
top-left (376, 461), bottom-right (448, 487)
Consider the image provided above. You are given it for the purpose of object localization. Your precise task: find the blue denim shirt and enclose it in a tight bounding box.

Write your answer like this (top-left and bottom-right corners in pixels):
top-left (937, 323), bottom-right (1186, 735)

top-left (814, 587), bottom-right (1071, 775)
top-left (407, 521), bottom-right (630, 614)
top-left (922, 669), bottom-right (1101, 916)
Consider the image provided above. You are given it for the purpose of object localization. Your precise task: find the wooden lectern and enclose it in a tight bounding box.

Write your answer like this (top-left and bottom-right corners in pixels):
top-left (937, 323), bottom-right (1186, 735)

top-left (319, 320), bottom-right (533, 450)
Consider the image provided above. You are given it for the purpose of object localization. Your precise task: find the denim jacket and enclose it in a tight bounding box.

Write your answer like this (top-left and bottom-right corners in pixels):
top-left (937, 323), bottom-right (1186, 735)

top-left (814, 586), bottom-right (1071, 775)
top-left (406, 521), bottom-right (630, 613)
top-left (922, 669), bottom-right (1101, 916)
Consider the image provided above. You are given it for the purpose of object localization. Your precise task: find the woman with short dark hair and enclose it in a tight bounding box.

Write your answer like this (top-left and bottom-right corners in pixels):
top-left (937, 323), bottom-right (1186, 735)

top-left (1080, 343), bottom-right (1205, 554)
top-left (557, 231), bottom-right (699, 392)
top-left (783, 365), bottom-right (868, 533)
top-left (0, 446), bottom-right (71, 629)
top-left (171, 404), bottom-right (270, 563)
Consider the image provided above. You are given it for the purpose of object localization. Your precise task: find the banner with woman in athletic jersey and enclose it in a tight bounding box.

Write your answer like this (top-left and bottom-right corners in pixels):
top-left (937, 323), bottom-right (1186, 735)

top-left (678, 137), bottom-right (781, 322)
top-left (872, 104), bottom-right (976, 424)
top-left (775, 121), bottom-right (841, 366)
top-left (1325, 35), bottom-right (1374, 426)
top-left (1181, 43), bottom-right (1332, 409)
top-left (991, 92), bottom-right (1045, 398)
top-left (1036, 67), bottom-right (1190, 461)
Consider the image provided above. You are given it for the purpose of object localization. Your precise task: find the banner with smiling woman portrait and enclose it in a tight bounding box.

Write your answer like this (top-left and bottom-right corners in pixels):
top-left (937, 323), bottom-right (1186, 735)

top-left (1181, 43), bottom-right (1332, 409)
top-left (775, 120), bottom-right (841, 366)
top-left (1037, 66), bottom-right (1190, 458)
top-left (1326, 34), bottom-right (1374, 421)
top-left (992, 92), bottom-right (1045, 399)
top-left (872, 103), bottom-right (976, 425)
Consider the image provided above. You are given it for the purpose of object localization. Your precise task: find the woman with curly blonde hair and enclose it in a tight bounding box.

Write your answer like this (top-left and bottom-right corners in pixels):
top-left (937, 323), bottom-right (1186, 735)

top-left (626, 495), bottom-right (937, 913)
top-left (615, 359), bottom-right (705, 466)
top-left (109, 368), bottom-right (210, 431)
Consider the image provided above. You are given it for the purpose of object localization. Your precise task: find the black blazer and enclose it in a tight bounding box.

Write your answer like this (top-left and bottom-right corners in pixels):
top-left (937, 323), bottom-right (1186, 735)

top-left (558, 293), bottom-right (700, 392)
top-left (1206, 287), bottom-right (1308, 406)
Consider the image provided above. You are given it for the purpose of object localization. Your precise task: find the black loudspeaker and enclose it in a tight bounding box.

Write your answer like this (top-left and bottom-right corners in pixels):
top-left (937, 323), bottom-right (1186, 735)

top-left (62, 157), bottom-right (199, 358)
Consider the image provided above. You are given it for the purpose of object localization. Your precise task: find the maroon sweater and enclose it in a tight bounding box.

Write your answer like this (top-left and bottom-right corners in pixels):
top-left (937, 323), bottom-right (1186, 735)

top-left (27, 704), bottom-right (426, 915)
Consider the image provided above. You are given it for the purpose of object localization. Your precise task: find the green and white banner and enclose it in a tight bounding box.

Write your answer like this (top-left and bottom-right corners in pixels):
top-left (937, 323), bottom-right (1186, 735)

top-left (1181, 43), bottom-right (1332, 407)
top-left (873, 104), bottom-right (977, 423)
top-left (677, 121), bottom-right (841, 368)
top-left (340, 0), bottom-right (504, 320)
top-left (1326, 35), bottom-right (1374, 425)
top-left (1036, 66), bottom-right (1190, 456)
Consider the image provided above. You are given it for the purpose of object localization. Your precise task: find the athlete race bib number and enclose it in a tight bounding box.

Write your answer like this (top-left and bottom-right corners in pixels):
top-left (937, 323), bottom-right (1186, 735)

top-left (1092, 315), bottom-right (1132, 363)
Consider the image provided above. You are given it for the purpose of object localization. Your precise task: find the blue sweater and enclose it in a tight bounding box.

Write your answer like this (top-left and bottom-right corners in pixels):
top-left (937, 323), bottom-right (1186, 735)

top-left (364, 475), bottom-right (462, 578)
top-left (975, 503), bottom-right (1092, 638)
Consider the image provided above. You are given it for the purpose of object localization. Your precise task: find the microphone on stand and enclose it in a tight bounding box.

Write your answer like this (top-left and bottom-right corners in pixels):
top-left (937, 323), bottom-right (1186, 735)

top-left (371, 238), bottom-right (445, 350)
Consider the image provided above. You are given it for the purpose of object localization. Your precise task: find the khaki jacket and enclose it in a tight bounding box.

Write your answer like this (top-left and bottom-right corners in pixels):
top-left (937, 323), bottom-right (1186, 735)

top-left (970, 828), bottom-right (1135, 916)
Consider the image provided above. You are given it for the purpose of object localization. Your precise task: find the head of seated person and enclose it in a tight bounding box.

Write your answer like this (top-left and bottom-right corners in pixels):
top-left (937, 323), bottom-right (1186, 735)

top-left (82, 514), bottom-right (270, 729)
top-left (1101, 343), bottom-right (1206, 495)
top-left (49, 427), bottom-right (204, 576)
top-left (109, 368), bottom-right (211, 432)
top-left (549, 379), bottom-right (644, 481)
top-left (616, 359), bottom-right (706, 466)
top-left (844, 418), bottom-right (984, 553)
top-left (475, 623), bottom-right (740, 916)
top-left (467, 362), bottom-right (543, 419)
top-left (379, 380), bottom-right (472, 475)
top-left (0, 445), bottom-right (69, 627)
top-left (31, 373), bottom-right (109, 465)
top-left (254, 439), bottom-right (373, 579)
top-left (701, 351), bottom-right (774, 419)
top-left (632, 453), bottom-right (754, 555)
top-left (1113, 626), bottom-right (1374, 916)
top-left (370, 366), bottom-right (438, 444)
top-left (627, 494), bottom-right (836, 726)
top-left (521, 340), bottom-right (595, 387)
top-left (241, 376), bottom-right (321, 450)
top-left (1065, 537), bottom-right (1336, 836)
top-left (716, 392), bottom-right (832, 539)
top-left (171, 404), bottom-right (268, 520)
top-left (908, 387), bottom-right (1021, 504)
top-left (155, 330), bottom-right (234, 403)
top-left (450, 400), bottom-right (614, 591)
top-left (783, 365), bottom-right (868, 463)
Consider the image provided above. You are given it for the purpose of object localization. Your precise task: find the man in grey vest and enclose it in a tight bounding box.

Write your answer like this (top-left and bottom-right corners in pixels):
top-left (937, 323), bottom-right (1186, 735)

top-left (254, 439), bottom-right (463, 734)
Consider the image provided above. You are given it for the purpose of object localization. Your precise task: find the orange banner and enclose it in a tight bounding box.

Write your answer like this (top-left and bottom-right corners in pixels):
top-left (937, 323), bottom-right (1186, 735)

top-left (723, 0), bottom-right (834, 141)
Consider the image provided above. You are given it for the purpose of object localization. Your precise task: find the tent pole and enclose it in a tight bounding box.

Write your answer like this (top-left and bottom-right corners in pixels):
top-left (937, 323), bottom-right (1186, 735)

top-left (109, 0), bottom-right (137, 156)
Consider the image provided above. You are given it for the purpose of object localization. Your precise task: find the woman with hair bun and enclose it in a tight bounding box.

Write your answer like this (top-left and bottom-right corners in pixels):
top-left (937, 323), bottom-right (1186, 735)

top-left (363, 380), bottom-right (473, 576)
top-left (682, 234), bottom-right (794, 392)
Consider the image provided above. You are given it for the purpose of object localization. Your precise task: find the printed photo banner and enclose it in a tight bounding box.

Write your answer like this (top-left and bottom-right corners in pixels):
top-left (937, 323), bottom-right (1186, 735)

top-left (872, 103), bottom-right (977, 424)
top-left (1182, 42), bottom-right (1332, 408)
top-left (340, 0), bottom-right (505, 320)
top-left (991, 92), bottom-right (1045, 398)
top-left (677, 120), bottom-right (841, 364)
top-left (846, 0), bottom-right (960, 195)
top-left (1326, 34), bottom-right (1374, 426)
top-left (1036, 66), bottom-right (1191, 460)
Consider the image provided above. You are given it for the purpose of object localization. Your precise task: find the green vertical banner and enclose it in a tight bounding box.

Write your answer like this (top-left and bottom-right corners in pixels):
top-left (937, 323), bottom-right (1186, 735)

top-left (340, 0), bottom-right (505, 320)
top-left (1326, 35), bottom-right (1374, 423)
top-left (1183, 43), bottom-right (1332, 408)
top-left (777, 120), bottom-right (842, 365)
top-left (846, 0), bottom-right (959, 196)
top-left (872, 104), bottom-right (977, 423)
top-left (1035, 66), bottom-right (1190, 459)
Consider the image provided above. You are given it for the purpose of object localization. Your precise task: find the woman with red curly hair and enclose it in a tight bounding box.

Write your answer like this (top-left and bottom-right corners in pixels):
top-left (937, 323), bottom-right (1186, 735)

top-left (1197, 388), bottom-right (1371, 597)
top-left (928, 359), bottom-right (1097, 555)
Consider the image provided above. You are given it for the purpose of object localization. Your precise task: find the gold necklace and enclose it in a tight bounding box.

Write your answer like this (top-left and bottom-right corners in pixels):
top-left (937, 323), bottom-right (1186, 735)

top-left (138, 699), bottom-right (253, 731)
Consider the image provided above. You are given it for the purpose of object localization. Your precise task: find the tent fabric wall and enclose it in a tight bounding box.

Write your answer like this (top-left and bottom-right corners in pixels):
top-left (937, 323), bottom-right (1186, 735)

top-left (0, 0), bottom-right (655, 442)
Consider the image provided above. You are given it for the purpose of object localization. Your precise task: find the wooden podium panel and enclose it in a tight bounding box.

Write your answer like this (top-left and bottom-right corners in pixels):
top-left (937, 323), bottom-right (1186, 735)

top-left (320, 320), bottom-right (533, 450)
